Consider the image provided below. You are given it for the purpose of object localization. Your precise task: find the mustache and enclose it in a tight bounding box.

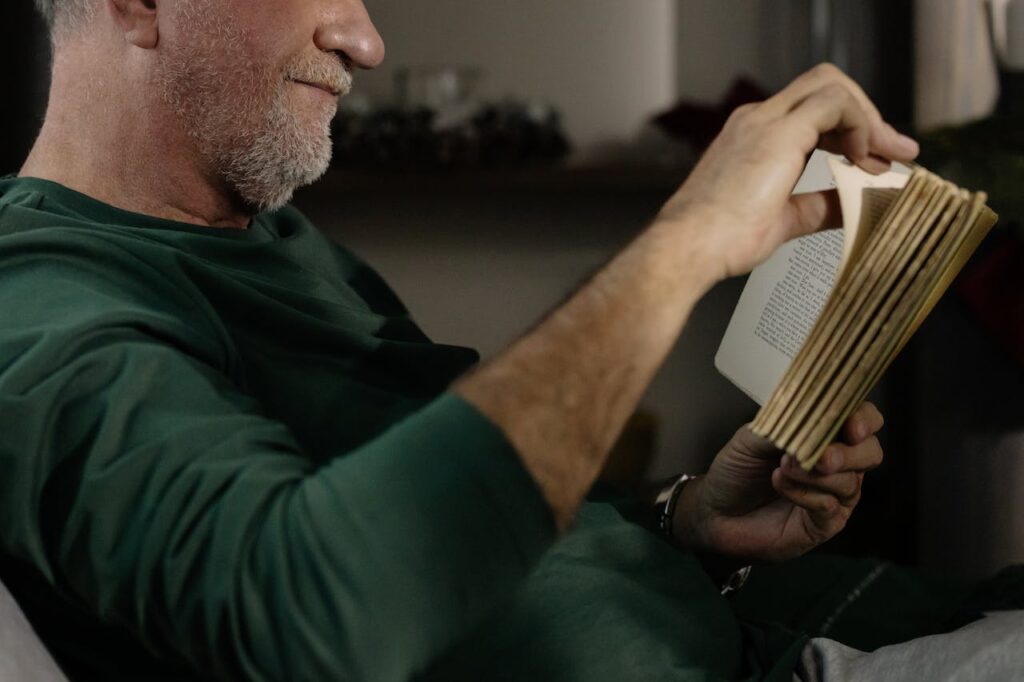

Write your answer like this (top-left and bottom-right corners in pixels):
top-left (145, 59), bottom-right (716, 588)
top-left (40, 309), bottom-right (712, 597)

top-left (285, 55), bottom-right (353, 96)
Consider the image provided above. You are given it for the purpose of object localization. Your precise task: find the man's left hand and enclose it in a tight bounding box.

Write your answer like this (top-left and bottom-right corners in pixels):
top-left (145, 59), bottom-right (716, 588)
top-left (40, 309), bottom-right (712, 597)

top-left (673, 402), bottom-right (885, 562)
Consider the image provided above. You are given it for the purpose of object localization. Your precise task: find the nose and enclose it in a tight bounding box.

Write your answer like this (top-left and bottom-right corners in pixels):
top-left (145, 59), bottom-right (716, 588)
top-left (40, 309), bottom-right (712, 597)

top-left (315, 0), bottom-right (386, 69)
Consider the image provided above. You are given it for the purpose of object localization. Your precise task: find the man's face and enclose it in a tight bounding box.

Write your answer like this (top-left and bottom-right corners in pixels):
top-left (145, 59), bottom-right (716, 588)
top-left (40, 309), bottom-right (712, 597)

top-left (156, 0), bottom-right (382, 213)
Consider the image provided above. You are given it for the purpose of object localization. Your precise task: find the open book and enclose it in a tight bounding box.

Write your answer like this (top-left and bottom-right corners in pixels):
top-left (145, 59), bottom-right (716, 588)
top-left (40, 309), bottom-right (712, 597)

top-left (716, 151), bottom-right (999, 469)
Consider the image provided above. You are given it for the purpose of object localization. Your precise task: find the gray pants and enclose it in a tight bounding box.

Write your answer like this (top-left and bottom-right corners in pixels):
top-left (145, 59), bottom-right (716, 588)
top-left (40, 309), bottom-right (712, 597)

top-left (0, 578), bottom-right (66, 682)
top-left (795, 611), bottom-right (1024, 681)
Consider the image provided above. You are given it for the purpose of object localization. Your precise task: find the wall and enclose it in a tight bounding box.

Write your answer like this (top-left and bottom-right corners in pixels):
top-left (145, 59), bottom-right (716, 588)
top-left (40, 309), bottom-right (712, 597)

top-left (294, 185), bottom-right (758, 478)
top-left (356, 0), bottom-right (678, 149)
top-left (675, 0), bottom-right (803, 102)
top-left (914, 299), bottom-right (1024, 578)
top-left (675, 1), bottom-right (911, 124)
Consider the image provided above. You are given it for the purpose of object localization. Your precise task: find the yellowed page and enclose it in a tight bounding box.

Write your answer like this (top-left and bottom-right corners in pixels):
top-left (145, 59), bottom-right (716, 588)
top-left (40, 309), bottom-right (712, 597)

top-left (788, 182), bottom-right (961, 459)
top-left (828, 156), bottom-right (911, 276)
top-left (753, 165), bottom-right (916, 435)
top-left (795, 194), bottom-right (992, 467)
top-left (896, 204), bottom-right (999, 351)
top-left (761, 171), bottom-right (930, 442)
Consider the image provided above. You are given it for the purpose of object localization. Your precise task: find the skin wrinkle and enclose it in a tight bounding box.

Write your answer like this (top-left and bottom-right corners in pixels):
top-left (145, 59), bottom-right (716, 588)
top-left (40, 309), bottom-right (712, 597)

top-left (156, 0), bottom-right (353, 213)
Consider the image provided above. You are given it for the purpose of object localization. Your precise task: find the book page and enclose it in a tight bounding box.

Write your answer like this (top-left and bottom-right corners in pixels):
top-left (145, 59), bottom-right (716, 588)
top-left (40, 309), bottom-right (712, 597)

top-left (898, 203), bottom-right (998, 349)
top-left (715, 150), bottom-right (838, 404)
top-left (796, 193), bottom-right (990, 466)
top-left (772, 170), bottom-right (938, 448)
top-left (715, 231), bottom-right (844, 404)
top-left (755, 170), bottom-right (925, 437)
top-left (829, 157), bottom-right (911, 275)
top-left (787, 178), bottom-right (960, 460)
top-left (715, 151), bottom-right (910, 405)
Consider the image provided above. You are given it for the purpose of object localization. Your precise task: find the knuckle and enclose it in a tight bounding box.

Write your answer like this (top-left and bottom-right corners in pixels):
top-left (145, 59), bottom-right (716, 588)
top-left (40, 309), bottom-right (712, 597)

top-left (871, 437), bottom-right (885, 465)
top-left (806, 492), bottom-right (835, 513)
top-left (813, 62), bottom-right (842, 79)
top-left (791, 123), bottom-right (822, 151)
top-left (830, 510), bottom-right (851, 534)
top-left (728, 102), bottom-right (760, 124)
top-left (844, 475), bottom-right (861, 500)
top-left (821, 82), bottom-right (852, 102)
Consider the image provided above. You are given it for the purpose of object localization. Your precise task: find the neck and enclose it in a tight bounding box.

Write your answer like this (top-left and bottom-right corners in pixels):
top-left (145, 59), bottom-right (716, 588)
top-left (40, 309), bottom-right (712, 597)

top-left (20, 42), bottom-right (253, 229)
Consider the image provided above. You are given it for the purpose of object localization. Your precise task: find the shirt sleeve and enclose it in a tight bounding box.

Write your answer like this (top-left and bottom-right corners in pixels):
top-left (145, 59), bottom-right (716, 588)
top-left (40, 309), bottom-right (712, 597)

top-left (0, 247), bottom-right (556, 681)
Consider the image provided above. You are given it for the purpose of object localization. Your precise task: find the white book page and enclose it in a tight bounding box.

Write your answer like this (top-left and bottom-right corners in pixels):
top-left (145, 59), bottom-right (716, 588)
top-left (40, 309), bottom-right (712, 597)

top-left (714, 151), bottom-right (910, 405)
top-left (715, 230), bottom-right (845, 404)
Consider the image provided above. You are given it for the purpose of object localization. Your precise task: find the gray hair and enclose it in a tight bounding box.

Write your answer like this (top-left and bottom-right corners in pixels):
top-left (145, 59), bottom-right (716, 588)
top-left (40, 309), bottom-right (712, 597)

top-left (33, 0), bottom-right (95, 36)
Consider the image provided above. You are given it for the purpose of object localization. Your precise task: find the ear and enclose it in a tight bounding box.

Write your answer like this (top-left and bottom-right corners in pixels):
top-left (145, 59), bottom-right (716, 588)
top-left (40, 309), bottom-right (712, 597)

top-left (108, 0), bottom-right (159, 49)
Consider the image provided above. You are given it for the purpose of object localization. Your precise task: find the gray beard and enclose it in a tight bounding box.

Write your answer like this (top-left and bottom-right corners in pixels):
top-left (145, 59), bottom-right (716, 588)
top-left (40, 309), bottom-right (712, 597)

top-left (210, 87), bottom-right (335, 214)
top-left (156, 14), bottom-right (338, 213)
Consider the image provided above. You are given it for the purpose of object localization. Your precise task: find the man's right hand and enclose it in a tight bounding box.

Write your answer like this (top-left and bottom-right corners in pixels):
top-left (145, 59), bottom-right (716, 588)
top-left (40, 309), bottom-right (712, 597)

top-left (654, 63), bottom-right (920, 284)
top-left (458, 64), bottom-right (916, 532)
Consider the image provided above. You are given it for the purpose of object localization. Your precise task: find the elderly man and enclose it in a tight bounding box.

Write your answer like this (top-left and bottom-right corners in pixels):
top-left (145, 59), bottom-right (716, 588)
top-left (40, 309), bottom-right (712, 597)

top-left (4, 0), bottom-right (995, 680)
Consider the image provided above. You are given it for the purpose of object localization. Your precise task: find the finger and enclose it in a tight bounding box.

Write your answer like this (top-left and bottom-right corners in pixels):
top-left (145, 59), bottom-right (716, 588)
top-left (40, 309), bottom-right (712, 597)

top-left (781, 189), bottom-right (843, 239)
top-left (766, 63), bottom-right (881, 119)
top-left (772, 469), bottom-right (855, 543)
top-left (812, 437), bottom-right (884, 476)
top-left (787, 84), bottom-right (872, 165)
top-left (780, 457), bottom-right (863, 505)
top-left (729, 424), bottom-right (780, 462)
top-left (765, 63), bottom-right (919, 163)
top-left (819, 124), bottom-right (918, 172)
top-left (868, 122), bottom-right (920, 165)
top-left (772, 468), bottom-right (856, 514)
top-left (841, 402), bottom-right (885, 445)
top-left (819, 133), bottom-right (894, 174)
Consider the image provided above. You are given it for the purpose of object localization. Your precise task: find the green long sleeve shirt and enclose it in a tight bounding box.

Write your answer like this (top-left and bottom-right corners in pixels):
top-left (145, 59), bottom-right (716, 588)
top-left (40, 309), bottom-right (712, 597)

top-left (0, 177), bottom-right (799, 681)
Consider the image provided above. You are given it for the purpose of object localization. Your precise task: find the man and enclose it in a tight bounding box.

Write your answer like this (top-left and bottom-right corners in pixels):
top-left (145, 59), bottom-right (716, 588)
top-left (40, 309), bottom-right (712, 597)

top-left (1, 0), bottom-right (996, 680)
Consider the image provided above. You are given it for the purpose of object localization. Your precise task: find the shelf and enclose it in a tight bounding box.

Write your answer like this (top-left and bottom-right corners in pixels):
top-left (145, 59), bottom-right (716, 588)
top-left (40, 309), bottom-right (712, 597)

top-left (307, 163), bottom-right (692, 195)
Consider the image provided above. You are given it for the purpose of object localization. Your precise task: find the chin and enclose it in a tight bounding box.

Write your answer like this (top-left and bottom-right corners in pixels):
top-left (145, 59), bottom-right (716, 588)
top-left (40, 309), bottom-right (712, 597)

top-left (221, 120), bottom-right (334, 213)
top-left (237, 153), bottom-right (332, 213)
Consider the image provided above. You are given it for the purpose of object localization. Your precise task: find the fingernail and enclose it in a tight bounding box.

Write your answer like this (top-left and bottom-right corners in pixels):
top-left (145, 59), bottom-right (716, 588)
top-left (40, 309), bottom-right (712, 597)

top-left (831, 449), bottom-right (844, 471)
top-left (854, 418), bottom-right (866, 441)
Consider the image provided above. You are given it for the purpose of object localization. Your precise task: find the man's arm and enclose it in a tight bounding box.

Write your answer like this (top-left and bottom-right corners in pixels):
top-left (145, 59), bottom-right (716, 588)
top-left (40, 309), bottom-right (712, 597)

top-left (0, 238), bottom-right (555, 682)
top-left (455, 64), bottom-right (918, 535)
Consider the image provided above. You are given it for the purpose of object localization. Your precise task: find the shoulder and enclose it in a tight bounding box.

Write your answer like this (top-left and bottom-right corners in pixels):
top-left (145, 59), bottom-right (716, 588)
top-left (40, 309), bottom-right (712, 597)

top-left (0, 223), bottom-right (233, 372)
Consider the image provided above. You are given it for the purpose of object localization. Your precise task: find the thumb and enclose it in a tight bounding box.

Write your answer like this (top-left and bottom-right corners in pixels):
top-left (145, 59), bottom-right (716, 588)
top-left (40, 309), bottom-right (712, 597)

top-left (782, 189), bottom-right (842, 241)
top-left (730, 424), bottom-right (782, 462)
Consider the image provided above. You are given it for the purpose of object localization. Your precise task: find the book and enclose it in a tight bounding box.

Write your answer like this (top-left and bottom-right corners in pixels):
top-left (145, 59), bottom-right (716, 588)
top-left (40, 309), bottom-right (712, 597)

top-left (715, 151), bottom-right (999, 469)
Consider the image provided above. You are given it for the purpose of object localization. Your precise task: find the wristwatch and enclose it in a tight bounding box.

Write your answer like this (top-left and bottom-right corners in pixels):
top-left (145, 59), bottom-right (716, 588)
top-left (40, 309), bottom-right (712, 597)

top-left (653, 473), bottom-right (700, 541)
top-left (653, 473), bottom-right (752, 596)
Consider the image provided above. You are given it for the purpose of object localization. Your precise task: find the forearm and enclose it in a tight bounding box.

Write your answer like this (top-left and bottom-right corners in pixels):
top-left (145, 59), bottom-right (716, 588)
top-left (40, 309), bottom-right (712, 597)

top-left (455, 216), bottom-right (719, 530)
top-left (459, 63), bottom-right (919, 537)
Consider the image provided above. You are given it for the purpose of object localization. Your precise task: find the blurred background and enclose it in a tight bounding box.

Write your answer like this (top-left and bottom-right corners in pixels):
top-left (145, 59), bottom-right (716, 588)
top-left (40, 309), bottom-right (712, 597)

top-left (2, 0), bottom-right (1022, 579)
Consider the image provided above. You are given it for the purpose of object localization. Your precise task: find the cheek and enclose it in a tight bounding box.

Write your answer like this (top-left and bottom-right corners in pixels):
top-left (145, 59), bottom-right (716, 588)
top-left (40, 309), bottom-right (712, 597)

top-left (223, 0), bottom-right (308, 52)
